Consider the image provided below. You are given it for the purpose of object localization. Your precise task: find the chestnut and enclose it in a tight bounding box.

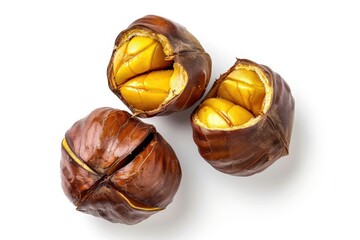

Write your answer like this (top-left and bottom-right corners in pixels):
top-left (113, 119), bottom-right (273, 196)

top-left (191, 59), bottom-right (295, 176)
top-left (60, 107), bottom-right (181, 224)
top-left (107, 15), bottom-right (211, 117)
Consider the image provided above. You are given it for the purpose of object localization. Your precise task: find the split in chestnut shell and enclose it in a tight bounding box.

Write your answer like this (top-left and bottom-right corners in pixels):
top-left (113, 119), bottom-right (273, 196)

top-left (60, 107), bottom-right (182, 224)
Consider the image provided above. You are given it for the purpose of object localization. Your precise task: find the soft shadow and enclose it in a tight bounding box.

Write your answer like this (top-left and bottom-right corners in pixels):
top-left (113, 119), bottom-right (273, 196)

top-left (85, 92), bottom-right (307, 236)
top-left (164, 103), bottom-right (199, 126)
top-left (220, 103), bottom-right (308, 195)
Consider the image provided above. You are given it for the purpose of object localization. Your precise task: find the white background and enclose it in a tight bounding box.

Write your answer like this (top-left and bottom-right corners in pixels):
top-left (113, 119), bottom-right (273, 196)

top-left (1, 0), bottom-right (359, 239)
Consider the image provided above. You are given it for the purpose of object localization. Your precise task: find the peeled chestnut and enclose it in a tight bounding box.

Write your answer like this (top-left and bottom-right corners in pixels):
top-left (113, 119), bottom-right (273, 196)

top-left (107, 15), bottom-right (211, 117)
top-left (60, 107), bottom-right (181, 224)
top-left (191, 59), bottom-right (295, 176)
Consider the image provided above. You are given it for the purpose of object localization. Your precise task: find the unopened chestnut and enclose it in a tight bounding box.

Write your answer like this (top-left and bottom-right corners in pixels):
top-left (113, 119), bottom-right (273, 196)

top-left (60, 107), bottom-right (181, 224)
top-left (107, 15), bottom-right (212, 117)
top-left (191, 59), bottom-right (295, 176)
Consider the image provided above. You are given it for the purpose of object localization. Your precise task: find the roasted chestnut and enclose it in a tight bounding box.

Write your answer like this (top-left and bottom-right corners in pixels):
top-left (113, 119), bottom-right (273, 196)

top-left (191, 59), bottom-right (295, 176)
top-left (107, 15), bottom-right (211, 117)
top-left (60, 107), bottom-right (181, 224)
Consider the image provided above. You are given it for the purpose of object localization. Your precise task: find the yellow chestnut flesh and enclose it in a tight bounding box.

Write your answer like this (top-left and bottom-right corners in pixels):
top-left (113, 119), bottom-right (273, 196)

top-left (113, 36), bottom-right (173, 85)
top-left (198, 98), bottom-right (254, 128)
top-left (217, 69), bottom-right (265, 116)
top-left (196, 67), bottom-right (266, 129)
top-left (120, 70), bottom-right (174, 111)
top-left (111, 36), bottom-right (182, 112)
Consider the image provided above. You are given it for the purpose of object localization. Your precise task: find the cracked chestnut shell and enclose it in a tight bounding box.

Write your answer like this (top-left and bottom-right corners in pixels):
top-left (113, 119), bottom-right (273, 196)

top-left (191, 59), bottom-right (295, 176)
top-left (60, 107), bottom-right (181, 224)
top-left (107, 15), bottom-right (211, 117)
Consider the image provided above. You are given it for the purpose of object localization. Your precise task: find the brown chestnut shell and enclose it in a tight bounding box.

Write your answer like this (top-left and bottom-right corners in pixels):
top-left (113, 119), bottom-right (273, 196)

top-left (107, 15), bottom-right (212, 117)
top-left (60, 107), bottom-right (182, 224)
top-left (191, 59), bottom-right (295, 176)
